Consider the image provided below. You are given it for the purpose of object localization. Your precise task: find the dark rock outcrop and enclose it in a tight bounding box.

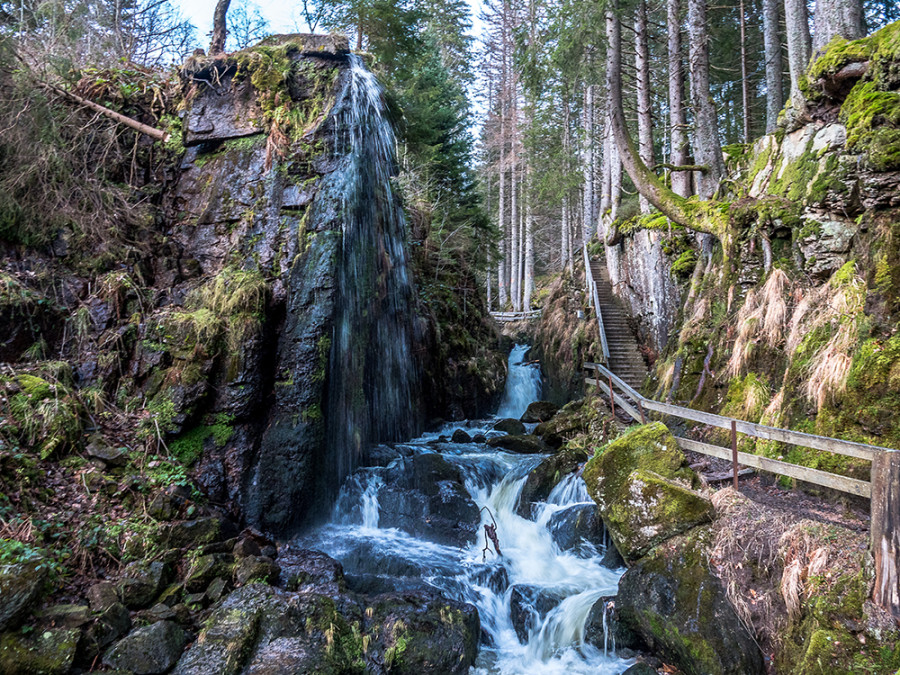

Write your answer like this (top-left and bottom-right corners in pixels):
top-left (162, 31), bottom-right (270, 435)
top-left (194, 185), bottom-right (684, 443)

top-left (516, 447), bottom-right (587, 518)
top-left (493, 418), bottom-right (526, 435)
top-left (520, 400), bottom-right (559, 423)
top-left (617, 530), bottom-right (765, 675)
top-left (486, 434), bottom-right (550, 454)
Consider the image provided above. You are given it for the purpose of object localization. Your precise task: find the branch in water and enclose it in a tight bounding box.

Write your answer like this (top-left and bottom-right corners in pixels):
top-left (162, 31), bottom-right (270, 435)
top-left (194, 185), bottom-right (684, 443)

top-left (480, 506), bottom-right (502, 561)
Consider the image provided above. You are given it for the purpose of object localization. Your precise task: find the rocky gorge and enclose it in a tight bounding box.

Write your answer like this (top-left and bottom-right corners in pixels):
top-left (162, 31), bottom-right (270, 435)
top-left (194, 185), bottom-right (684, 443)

top-left (1, 19), bottom-right (900, 675)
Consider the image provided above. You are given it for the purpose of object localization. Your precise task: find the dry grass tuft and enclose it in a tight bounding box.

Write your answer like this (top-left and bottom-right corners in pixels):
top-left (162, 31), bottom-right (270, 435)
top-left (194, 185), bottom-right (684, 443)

top-left (727, 270), bottom-right (792, 378)
top-left (781, 558), bottom-right (803, 620)
top-left (679, 297), bottom-right (710, 346)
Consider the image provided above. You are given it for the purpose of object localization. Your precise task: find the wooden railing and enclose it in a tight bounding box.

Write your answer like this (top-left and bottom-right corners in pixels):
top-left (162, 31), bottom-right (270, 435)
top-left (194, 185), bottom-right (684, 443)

top-left (490, 310), bottom-right (542, 322)
top-left (583, 359), bottom-right (900, 619)
top-left (582, 244), bottom-right (610, 364)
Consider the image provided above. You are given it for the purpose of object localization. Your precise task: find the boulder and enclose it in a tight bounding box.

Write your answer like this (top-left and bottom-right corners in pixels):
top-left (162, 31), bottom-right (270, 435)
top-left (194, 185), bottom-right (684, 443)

top-left (278, 548), bottom-right (346, 594)
top-left (582, 422), bottom-right (706, 561)
top-left (623, 664), bottom-right (659, 675)
top-left (486, 434), bottom-right (550, 454)
top-left (161, 515), bottom-right (239, 549)
top-left (377, 453), bottom-right (480, 547)
top-left (85, 438), bottom-right (128, 466)
top-left (583, 596), bottom-right (644, 654)
top-left (184, 553), bottom-right (234, 592)
top-left (82, 602), bottom-right (132, 654)
top-left (366, 591), bottom-right (480, 674)
top-left (451, 428), bottom-right (473, 444)
top-left (0, 627), bottom-right (79, 675)
top-left (508, 585), bottom-right (565, 643)
top-left (0, 561), bottom-right (47, 631)
top-left (520, 401), bottom-right (560, 423)
top-left (516, 447), bottom-right (587, 518)
top-left (616, 530), bottom-right (765, 675)
top-left (603, 469), bottom-right (714, 561)
top-left (86, 581), bottom-right (120, 611)
top-left (493, 418), bottom-right (526, 435)
top-left (118, 560), bottom-right (172, 609)
top-left (34, 604), bottom-right (92, 629)
top-left (547, 503), bottom-right (606, 553)
top-left (103, 620), bottom-right (188, 675)
top-left (233, 555), bottom-right (280, 586)
top-left (173, 584), bottom-right (359, 675)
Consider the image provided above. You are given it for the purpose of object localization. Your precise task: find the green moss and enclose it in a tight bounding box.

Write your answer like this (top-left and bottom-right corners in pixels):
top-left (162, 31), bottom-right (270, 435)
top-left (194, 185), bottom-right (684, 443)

top-left (721, 372), bottom-right (770, 424)
top-left (841, 81), bottom-right (900, 169)
top-left (3, 372), bottom-right (84, 460)
top-left (807, 37), bottom-right (871, 84)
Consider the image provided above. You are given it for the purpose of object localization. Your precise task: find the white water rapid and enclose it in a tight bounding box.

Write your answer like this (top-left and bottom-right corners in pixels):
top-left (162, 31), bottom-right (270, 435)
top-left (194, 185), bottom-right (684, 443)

top-left (300, 346), bottom-right (631, 674)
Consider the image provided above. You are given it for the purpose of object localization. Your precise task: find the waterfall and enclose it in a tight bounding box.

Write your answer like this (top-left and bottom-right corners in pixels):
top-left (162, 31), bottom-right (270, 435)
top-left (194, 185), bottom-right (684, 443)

top-left (497, 344), bottom-right (542, 419)
top-left (325, 54), bottom-right (421, 493)
top-left (301, 346), bottom-right (631, 674)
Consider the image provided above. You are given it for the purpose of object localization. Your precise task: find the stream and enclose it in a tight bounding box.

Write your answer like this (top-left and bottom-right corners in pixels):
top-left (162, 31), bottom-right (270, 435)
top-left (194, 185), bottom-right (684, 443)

top-left (298, 345), bottom-right (631, 674)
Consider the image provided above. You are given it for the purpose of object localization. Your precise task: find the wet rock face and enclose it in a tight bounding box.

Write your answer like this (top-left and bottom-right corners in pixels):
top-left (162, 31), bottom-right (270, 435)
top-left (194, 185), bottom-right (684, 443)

top-left (616, 530), bottom-right (765, 675)
top-left (508, 585), bottom-right (565, 643)
top-left (377, 453), bottom-right (480, 547)
top-left (516, 447), bottom-right (587, 518)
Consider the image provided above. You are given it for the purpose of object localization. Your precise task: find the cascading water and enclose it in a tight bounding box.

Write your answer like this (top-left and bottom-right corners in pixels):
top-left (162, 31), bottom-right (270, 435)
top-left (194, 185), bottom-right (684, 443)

top-left (301, 346), bottom-right (631, 674)
top-left (497, 344), bottom-right (542, 419)
top-left (326, 54), bottom-right (420, 491)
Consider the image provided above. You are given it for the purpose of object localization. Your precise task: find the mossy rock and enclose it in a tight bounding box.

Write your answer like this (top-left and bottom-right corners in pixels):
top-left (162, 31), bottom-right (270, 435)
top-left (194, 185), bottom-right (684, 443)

top-left (0, 627), bottom-right (79, 675)
top-left (617, 529), bottom-right (765, 675)
top-left (492, 418), bottom-right (526, 435)
top-left (103, 620), bottom-right (188, 675)
top-left (582, 422), bottom-right (694, 511)
top-left (0, 562), bottom-right (47, 632)
top-left (605, 469), bottom-right (714, 561)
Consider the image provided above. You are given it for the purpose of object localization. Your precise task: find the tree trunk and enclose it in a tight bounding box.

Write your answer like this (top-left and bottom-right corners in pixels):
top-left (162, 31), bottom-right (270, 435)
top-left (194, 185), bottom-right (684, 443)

top-left (209, 0), bottom-right (232, 56)
top-left (635, 0), bottom-right (654, 213)
top-left (606, 4), bottom-right (729, 240)
top-left (812, 0), bottom-right (864, 54)
top-left (785, 0), bottom-right (812, 108)
top-left (510, 142), bottom-right (520, 310)
top-left (668, 0), bottom-right (691, 197)
top-left (687, 0), bottom-right (725, 198)
top-left (582, 80), bottom-right (595, 242)
top-left (763, 0), bottom-right (783, 132)
top-left (524, 170), bottom-right (534, 310)
top-left (739, 0), bottom-right (751, 143)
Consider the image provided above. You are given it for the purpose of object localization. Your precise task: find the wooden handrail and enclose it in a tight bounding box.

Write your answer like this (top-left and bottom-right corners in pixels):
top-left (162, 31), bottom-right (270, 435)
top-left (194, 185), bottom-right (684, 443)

top-left (584, 345), bottom-right (900, 621)
top-left (582, 244), bottom-right (610, 364)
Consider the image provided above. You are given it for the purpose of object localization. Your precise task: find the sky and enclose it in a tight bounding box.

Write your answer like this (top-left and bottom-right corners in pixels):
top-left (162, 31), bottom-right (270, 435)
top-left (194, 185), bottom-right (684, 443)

top-left (173, 0), bottom-right (485, 48)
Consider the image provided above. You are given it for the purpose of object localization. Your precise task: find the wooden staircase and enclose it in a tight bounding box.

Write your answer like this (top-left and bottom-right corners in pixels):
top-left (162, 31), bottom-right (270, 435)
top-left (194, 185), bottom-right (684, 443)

top-left (588, 258), bottom-right (648, 390)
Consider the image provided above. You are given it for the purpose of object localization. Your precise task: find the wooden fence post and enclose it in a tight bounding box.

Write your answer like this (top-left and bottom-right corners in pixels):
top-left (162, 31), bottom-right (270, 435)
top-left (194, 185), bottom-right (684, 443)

top-left (872, 450), bottom-right (900, 621)
top-left (731, 420), bottom-right (739, 490)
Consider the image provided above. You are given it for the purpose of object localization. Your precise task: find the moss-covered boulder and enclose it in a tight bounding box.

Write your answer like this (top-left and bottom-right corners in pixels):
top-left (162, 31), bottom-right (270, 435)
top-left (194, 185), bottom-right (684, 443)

top-left (118, 560), bottom-right (172, 609)
top-left (366, 592), bottom-right (480, 674)
top-left (582, 422), bottom-right (691, 507)
top-left (582, 422), bottom-right (707, 560)
top-left (0, 562), bottom-right (47, 631)
top-left (0, 627), bottom-right (79, 675)
top-left (103, 620), bottom-right (188, 674)
top-left (516, 447), bottom-right (588, 518)
top-left (617, 529), bottom-right (765, 675)
top-left (604, 469), bottom-right (714, 561)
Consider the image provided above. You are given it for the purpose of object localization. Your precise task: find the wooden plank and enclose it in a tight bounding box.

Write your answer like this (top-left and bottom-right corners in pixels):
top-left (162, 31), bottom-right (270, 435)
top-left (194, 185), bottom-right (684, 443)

top-left (675, 437), bottom-right (872, 499)
top-left (872, 450), bottom-right (900, 619)
top-left (645, 400), bottom-right (880, 461)
top-left (585, 378), bottom-right (642, 422)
